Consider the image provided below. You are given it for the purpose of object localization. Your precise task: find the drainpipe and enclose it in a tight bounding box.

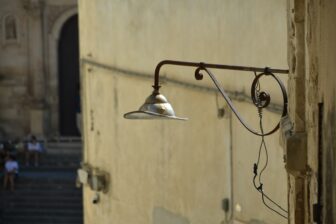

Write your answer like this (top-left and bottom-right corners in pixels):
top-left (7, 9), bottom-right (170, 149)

top-left (228, 110), bottom-right (234, 223)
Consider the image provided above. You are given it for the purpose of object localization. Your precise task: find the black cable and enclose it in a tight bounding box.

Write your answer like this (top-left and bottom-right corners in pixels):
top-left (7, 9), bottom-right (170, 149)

top-left (254, 170), bottom-right (287, 218)
top-left (253, 148), bottom-right (288, 219)
top-left (261, 192), bottom-right (288, 219)
top-left (252, 71), bottom-right (288, 219)
top-left (258, 120), bottom-right (268, 185)
top-left (262, 191), bottom-right (288, 213)
top-left (256, 130), bottom-right (263, 166)
top-left (254, 72), bottom-right (268, 186)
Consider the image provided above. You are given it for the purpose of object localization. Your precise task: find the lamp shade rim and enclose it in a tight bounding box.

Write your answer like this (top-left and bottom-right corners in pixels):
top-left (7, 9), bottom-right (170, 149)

top-left (124, 110), bottom-right (187, 121)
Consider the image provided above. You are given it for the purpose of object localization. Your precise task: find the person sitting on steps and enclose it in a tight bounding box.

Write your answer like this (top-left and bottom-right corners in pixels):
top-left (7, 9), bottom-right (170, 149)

top-left (25, 136), bottom-right (42, 167)
top-left (3, 155), bottom-right (19, 192)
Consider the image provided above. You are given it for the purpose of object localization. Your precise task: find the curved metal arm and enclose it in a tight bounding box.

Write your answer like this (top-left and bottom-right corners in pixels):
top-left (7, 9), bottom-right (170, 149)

top-left (198, 65), bottom-right (288, 136)
top-left (153, 60), bottom-right (288, 136)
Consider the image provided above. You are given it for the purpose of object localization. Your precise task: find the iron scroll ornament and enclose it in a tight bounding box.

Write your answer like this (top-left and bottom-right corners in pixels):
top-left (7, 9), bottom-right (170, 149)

top-left (196, 65), bottom-right (287, 136)
top-left (124, 60), bottom-right (289, 136)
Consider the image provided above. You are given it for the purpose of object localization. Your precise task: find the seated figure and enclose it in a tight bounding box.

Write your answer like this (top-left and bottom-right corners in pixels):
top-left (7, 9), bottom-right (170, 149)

top-left (25, 136), bottom-right (42, 167)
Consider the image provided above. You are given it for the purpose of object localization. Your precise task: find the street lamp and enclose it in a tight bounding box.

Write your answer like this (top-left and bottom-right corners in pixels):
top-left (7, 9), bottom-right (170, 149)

top-left (124, 60), bottom-right (288, 137)
top-left (124, 60), bottom-right (290, 218)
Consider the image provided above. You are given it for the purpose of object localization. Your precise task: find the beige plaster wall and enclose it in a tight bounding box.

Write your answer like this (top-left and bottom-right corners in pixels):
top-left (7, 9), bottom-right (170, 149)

top-left (232, 102), bottom-right (287, 223)
top-left (79, 1), bottom-right (288, 224)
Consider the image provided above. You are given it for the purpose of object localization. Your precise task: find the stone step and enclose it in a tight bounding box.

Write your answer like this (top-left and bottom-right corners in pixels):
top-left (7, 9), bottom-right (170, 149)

top-left (1, 196), bottom-right (82, 206)
top-left (15, 152), bottom-right (81, 158)
top-left (45, 141), bottom-right (82, 148)
top-left (2, 190), bottom-right (81, 197)
top-left (18, 163), bottom-right (80, 170)
top-left (21, 159), bottom-right (81, 164)
top-left (7, 170), bottom-right (76, 178)
top-left (5, 204), bottom-right (82, 213)
top-left (19, 167), bottom-right (79, 173)
top-left (45, 150), bottom-right (82, 157)
top-left (1, 215), bottom-right (83, 224)
top-left (2, 199), bottom-right (82, 207)
top-left (2, 184), bottom-right (81, 192)
top-left (13, 178), bottom-right (77, 184)
top-left (1, 207), bottom-right (82, 216)
top-left (10, 140), bottom-right (83, 175)
top-left (12, 178), bottom-right (77, 185)
top-left (13, 154), bottom-right (82, 171)
top-left (2, 189), bottom-right (81, 197)
top-left (30, 154), bottom-right (81, 159)
top-left (13, 139), bottom-right (83, 158)
top-left (45, 145), bottom-right (82, 153)
top-left (15, 147), bottom-right (81, 154)
top-left (3, 203), bottom-right (82, 211)
top-left (22, 156), bottom-right (81, 164)
top-left (47, 136), bottom-right (82, 142)
top-left (1, 202), bottom-right (83, 222)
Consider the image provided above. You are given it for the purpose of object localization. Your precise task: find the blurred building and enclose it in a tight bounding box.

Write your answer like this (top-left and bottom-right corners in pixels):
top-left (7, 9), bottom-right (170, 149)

top-left (0, 0), bottom-right (79, 138)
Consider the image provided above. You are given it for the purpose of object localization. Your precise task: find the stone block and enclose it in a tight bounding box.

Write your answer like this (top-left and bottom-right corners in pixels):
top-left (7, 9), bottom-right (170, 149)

top-left (30, 109), bottom-right (45, 136)
top-left (12, 86), bottom-right (27, 96)
top-left (0, 86), bottom-right (13, 101)
top-left (0, 108), bottom-right (19, 120)
top-left (283, 132), bottom-right (307, 175)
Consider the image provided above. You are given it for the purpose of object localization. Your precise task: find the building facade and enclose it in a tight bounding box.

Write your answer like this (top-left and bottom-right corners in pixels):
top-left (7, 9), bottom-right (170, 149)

top-left (0, 0), bottom-right (79, 139)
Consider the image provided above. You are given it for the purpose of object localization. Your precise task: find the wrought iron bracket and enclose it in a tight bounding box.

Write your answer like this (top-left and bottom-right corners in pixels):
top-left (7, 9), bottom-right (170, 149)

top-left (153, 60), bottom-right (289, 136)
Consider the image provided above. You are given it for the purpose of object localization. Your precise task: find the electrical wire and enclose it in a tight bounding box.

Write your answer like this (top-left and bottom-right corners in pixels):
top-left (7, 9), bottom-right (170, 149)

top-left (252, 120), bottom-right (288, 219)
top-left (258, 118), bottom-right (268, 185)
top-left (252, 71), bottom-right (288, 219)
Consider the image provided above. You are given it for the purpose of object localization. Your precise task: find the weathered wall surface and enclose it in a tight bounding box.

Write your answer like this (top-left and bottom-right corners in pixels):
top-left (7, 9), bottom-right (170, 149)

top-left (79, 1), bottom-right (288, 224)
top-left (286, 0), bottom-right (336, 223)
top-left (318, 0), bottom-right (336, 223)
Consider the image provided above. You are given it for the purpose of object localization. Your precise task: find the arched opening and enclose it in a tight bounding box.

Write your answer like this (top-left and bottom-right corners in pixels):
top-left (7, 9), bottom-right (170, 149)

top-left (58, 15), bottom-right (80, 136)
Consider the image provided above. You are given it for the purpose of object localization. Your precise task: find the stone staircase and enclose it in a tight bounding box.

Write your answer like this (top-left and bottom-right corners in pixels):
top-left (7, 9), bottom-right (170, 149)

top-left (0, 138), bottom-right (83, 224)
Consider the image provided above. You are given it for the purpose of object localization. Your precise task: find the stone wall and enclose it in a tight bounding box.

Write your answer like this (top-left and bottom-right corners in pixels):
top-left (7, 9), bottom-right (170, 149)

top-left (285, 0), bottom-right (336, 223)
top-left (0, 0), bottom-right (30, 137)
top-left (317, 0), bottom-right (336, 222)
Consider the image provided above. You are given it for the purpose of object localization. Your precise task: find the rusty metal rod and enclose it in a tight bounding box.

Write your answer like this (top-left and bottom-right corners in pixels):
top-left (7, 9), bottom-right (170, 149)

top-left (153, 60), bottom-right (289, 90)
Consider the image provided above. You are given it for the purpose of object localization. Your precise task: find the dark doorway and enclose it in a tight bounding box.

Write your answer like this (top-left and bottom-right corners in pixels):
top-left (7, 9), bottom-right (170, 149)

top-left (58, 15), bottom-right (80, 136)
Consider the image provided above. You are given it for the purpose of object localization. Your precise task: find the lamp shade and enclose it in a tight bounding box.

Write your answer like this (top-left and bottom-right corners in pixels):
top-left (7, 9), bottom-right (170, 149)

top-left (123, 92), bottom-right (187, 120)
